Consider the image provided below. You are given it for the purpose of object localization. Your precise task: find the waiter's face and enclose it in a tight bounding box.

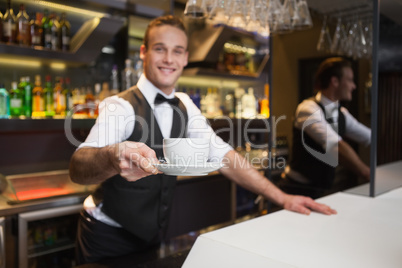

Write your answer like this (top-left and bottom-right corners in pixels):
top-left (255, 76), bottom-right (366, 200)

top-left (140, 25), bottom-right (188, 94)
top-left (336, 67), bottom-right (356, 101)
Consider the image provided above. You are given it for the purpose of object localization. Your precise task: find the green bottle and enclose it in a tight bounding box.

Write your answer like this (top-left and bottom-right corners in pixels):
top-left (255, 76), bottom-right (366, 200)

top-left (63, 77), bottom-right (73, 115)
top-left (24, 76), bottom-right (33, 117)
top-left (9, 81), bottom-right (24, 117)
top-left (0, 83), bottom-right (10, 119)
top-left (43, 75), bottom-right (54, 116)
top-left (42, 9), bottom-right (51, 49)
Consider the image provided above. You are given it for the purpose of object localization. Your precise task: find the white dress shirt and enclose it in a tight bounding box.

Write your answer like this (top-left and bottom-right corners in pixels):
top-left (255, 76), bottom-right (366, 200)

top-left (287, 91), bottom-right (371, 183)
top-left (79, 74), bottom-right (233, 226)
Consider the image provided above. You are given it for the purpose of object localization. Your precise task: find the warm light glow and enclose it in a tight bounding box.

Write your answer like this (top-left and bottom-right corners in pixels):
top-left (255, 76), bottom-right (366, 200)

top-left (35, 1), bottom-right (106, 17)
top-left (0, 58), bottom-right (41, 67)
top-left (224, 43), bottom-right (256, 55)
top-left (50, 62), bottom-right (67, 70)
top-left (178, 76), bottom-right (240, 88)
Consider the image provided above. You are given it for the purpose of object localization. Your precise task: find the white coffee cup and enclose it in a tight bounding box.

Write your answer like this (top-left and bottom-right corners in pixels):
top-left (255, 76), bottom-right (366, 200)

top-left (163, 138), bottom-right (210, 166)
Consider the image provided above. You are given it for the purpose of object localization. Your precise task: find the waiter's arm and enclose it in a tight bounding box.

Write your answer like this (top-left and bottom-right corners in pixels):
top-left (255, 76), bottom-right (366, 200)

top-left (69, 141), bottom-right (159, 185)
top-left (338, 140), bottom-right (370, 180)
top-left (219, 150), bottom-right (337, 215)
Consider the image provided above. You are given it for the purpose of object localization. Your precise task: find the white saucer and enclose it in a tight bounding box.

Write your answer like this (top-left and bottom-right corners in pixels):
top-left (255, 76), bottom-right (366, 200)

top-left (154, 162), bottom-right (224, 176)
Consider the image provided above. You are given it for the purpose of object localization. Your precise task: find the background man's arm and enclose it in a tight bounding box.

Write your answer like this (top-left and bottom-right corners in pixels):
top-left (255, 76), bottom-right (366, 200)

top-left (338, 140), bottom-right (370, 180)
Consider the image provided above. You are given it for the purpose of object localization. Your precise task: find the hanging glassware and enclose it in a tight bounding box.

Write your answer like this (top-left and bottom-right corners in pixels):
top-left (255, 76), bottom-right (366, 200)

top-left (295, 0), bottom-right (313, 29)
top-left (330, 17), bottom-right (342, 53)
top-left (274, 0), bottom-right (293, 34)
top-left (208, 0), bottom-right (230, 25)
top-left (316, 15), bottom-right (332, 52)
top-left (227, 0), bottom-right (248, 30)
top-left (184, 0), bottom-right (207, 18)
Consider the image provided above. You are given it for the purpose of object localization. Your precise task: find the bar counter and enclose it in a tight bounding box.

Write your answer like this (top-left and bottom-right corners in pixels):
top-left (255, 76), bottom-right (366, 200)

top-left (183, 161), bottom-right (402, 268)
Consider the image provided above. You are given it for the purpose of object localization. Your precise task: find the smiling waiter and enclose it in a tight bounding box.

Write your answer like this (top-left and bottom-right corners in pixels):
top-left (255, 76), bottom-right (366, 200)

top-left (69, 15), bottom-right (336, 265)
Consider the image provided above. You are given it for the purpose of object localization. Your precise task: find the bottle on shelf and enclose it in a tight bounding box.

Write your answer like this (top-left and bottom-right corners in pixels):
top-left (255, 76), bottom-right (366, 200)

top-left (110, 64), bottom-right (120, 95)
top-left (85, 86), bottom-right (96, 118)
top-left (205, 87), bottom-right (221, 118)
top-left (0, 83), bottom-right (10, 119)
top-left (53, 77), bottom-right (65, 116)
top-left (259, 83), bottom-right (270, 118)
top-left (241, 87), bottom-right (257, 118)
top-left (50, 13), bottom-right (61, 50)
top-left (72, 87), bottom-right (85, 117)
top-left (2, 0), bottom-right (17, 44)
top-left (121, 59), bottom-right (135, 91)
top-left (133, 58), bottom-right (143, 85)
top-left (9, 81), bottom-right (24, 117)
top-left (190, 88), bottom-right (201, 109)
top-left (31, 12), bottom-right (44, 48)
top-left (99, 81), bottom-right (110, 101)
top-left (234, 87), bottom-right (244, 119)
top-left (93, 83), bottom-right (101, 116)
top-left (24, 76), bottom-right (33, 117)
top-left (43, 75), bottom-right (55, 116)
top-left (42, 9), bottom-right (52, 49)
top-left (63, 77), bottom-right (73, 115)
top-left (16, 4), bottom-right (30, 46)
top-left (224, 91), bottom-right (235, 118)
top-left (59, 12), bottom-right (71, 51)
top-left (32, 75), bottom-right (45, 116)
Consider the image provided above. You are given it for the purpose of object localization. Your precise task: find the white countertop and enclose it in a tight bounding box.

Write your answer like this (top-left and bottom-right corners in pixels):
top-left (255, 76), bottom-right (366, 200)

top-left (183, 161), bottom-right (402, 268)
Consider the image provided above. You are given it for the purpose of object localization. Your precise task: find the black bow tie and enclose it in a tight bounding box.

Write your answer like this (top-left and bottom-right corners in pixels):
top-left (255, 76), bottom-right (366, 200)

top-left (154, 93), bottom-right (179, 106)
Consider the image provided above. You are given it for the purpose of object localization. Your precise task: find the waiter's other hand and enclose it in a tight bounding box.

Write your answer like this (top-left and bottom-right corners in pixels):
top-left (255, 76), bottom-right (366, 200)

top-left (282, 194), bottom-right (337, 215)
top-left (114, 141), bottom-right (159, 181)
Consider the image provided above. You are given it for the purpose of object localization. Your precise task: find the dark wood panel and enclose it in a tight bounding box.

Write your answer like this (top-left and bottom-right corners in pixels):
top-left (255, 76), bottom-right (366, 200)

top-left (377, 72), bottom-right (402, 165)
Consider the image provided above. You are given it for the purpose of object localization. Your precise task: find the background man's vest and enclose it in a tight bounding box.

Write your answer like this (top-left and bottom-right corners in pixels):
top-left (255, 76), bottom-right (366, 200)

top-left (289, 97), bottom-right (346, 189)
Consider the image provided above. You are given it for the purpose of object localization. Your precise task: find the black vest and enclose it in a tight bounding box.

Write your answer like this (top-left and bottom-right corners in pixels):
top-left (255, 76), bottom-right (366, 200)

top-left (289, 97), bottom-right (346, 189)
top-left (98, 87), bottom-right (188, 242)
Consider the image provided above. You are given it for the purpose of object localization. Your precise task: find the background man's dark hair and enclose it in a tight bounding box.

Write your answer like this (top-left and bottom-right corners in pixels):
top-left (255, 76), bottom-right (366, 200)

top-left (314, 57), bottom-right (352, 90)
top-left (143, 15), bottom-right (188, 49)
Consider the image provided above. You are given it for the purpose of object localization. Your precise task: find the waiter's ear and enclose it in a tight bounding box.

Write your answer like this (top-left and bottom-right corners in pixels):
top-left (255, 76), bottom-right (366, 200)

top-left (140, 44), bottom-right (147, 60)
top-left (330, 76), bottom-right (339, 88)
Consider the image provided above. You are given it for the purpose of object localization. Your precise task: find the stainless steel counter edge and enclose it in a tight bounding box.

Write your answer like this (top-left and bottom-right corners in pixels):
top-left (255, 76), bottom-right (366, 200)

top-left (0, 193), bottom-right (88, 217)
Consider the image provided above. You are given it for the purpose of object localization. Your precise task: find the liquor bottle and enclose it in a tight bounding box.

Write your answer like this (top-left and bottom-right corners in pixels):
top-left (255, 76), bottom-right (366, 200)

top-left (9, 81), bottom-right (24, 117)
top-left (85, 86), bottom-right (95, 118)
top-left (53, 77), bottom-right (65, 115)
top-left (93, 83), bottom-right (101, 116)
top-left (0, 83), bottom-right (10, 119)
top-left (42, 9), bottom-right (51, 49)
top-left (191, 88), bottom-right (201, 109)
top-left (121, 59), bottom-right (135, 91)
top-left (32, 75), bottom-right (45, 115)
top-left (241, 87), bottom-right (257, 118)
top-left (31, 12), bottom-right (43, 47)
top-left (59, 12), bottom-right (70, 51)
top-left (63, 77), bottom-right (73, 115)
top-left (43, 75), bottom-right (54, 116)
top-left (17, 77), bottom-right (27, 115)
top-left (99, 81), bottom-right (110, 101)
top-left (49, 13), bottom-right (60, 50)
top-left (24, 76), bottom-right (33, 117)
top-left (16, 4), bottom-right (30, 46)
top-left (234, 87), bottom-right (244, 119)
top-left (205, 87), bottom-right (215, 118)
top-left (2, 0), bottom-right (17, 44)
top-left (110, 64), bottom-right (120, 95)
top-left (260, 83), bottom-right (270, 118)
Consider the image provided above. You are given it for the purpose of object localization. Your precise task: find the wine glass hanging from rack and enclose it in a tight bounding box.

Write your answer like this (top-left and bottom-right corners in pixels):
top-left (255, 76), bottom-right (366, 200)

top-left (183, 0), bottom-right (313, 37)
